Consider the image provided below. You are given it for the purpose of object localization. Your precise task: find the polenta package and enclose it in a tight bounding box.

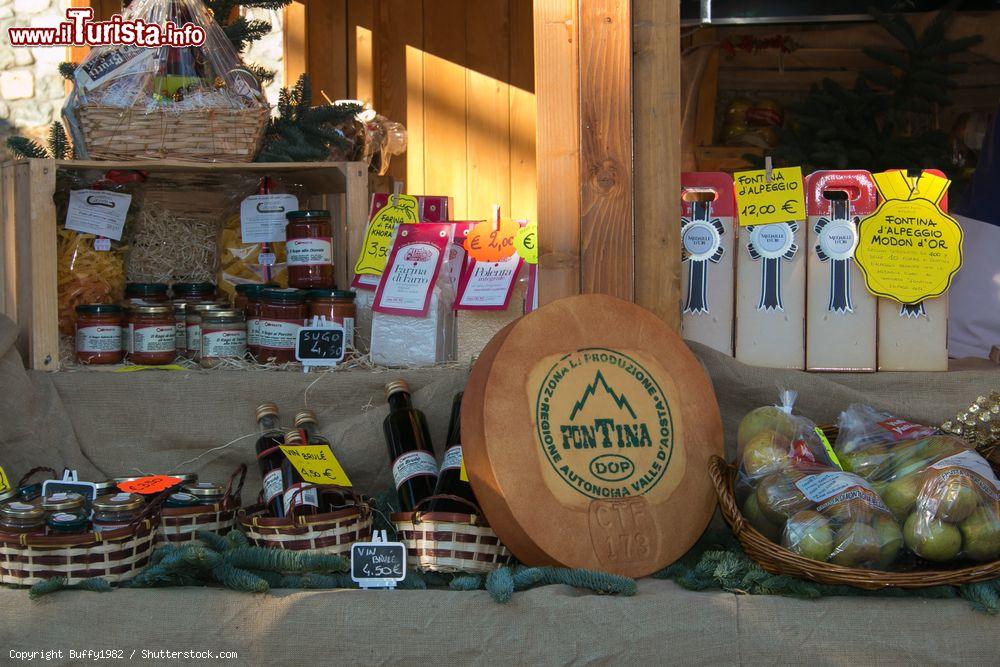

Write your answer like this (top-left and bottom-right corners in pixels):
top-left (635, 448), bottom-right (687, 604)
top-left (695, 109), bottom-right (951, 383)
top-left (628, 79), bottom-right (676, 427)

top-left (835, 404), bottom-right (1000, 563)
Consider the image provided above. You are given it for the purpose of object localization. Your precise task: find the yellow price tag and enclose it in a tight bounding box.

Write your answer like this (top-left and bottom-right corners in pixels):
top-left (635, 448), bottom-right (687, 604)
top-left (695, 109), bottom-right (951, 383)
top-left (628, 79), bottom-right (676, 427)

top-left (354, 195), bottom-right (419, 276)
top-left (733, 166), bottom-right (805, 226)
top-left (0, 465), bottom-right (10, 494)
top-left (279, 445), bottom-right (352, 487)
top-left (459, 459), bottom-right (469, 483)
top-left (855, 175), bottom-right (963, 304)
top-left (514, 223), bottom-right (538, 264)
top-left (814, 427), bottom-right (842, 470)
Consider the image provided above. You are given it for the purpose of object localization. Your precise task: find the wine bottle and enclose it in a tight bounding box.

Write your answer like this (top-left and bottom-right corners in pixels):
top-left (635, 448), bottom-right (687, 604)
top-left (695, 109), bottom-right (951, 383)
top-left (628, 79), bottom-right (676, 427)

top-left (428, 392), bottom-right (478, 513)
top-left (383, 380), bottom-right (438, 512)
top-left (254, 403), bottom-right (287, 518)
top-left (294, 410), bottom-right (331, 446)
top-left (294, 409), bottom-right (349, 512)
top-left (280, 429), bottom-right (320, 517)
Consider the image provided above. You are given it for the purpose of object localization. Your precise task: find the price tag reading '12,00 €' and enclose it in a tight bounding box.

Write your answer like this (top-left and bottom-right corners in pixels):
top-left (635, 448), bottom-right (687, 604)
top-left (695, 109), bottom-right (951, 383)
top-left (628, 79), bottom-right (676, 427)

top-left (733, 166), bottom-right (805, 227)
top-left (279, 444), bottom-right (352, 487)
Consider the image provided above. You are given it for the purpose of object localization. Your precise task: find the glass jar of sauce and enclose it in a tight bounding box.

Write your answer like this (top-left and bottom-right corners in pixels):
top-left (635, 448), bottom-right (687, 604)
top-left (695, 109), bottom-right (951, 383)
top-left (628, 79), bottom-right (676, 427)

top-left (200, 309), bottom-right (247, 368)
top-left (307, 290), bottom-right (356, 350)
top-left (129, 304), bottom-right (176, 365)
top-left (75, 304), bottom-right (124, 365)
top-left (47, 510), bottom-right (89, 534)
top-left (124, 283), bottom-right (170, 305)
top-left (0, 501), bottom-right (45, 534)
top-left (285, 210), bottom-right (335, 290)
top-left (183, 482), bottom-right (225, 506)
top-left (40, 492), bottom-right (85, 515)
top-left (258, 288), bottom-right (306, 364)
top-left (172, 282), bottom-right (217, 304)
top-left (242, 284), bottom-right (272, 360)
top-left (92, 493), bottom-right (144, 532)
top-left (186, 303), bottom-right (228, 360)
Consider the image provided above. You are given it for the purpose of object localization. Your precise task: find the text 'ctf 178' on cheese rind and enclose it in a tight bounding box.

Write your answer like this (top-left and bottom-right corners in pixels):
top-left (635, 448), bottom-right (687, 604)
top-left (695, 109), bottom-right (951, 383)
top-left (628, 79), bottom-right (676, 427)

top-left (461, 294), bottom-right (724, 577)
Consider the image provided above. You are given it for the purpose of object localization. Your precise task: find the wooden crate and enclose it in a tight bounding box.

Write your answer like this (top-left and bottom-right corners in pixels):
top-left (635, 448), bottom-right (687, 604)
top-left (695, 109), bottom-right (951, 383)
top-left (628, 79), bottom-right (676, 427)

top-left (0, 159), bottom-right (369, 371)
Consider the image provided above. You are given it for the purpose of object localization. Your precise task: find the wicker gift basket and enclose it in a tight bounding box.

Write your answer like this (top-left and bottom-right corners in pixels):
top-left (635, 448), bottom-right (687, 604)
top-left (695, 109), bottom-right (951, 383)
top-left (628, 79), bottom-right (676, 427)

top-left (0, 478), bottom-right (166, 587)
top-left (63, 0), bottom-right (269, 162)
top-left (238, 486), bottom-right (373, 558)
top-left (156, 464), bottom-right (246, 547)
top-left (710, 423), bottom-right (1000, 590)
top-left (391, 495), bottom-right (514, 574)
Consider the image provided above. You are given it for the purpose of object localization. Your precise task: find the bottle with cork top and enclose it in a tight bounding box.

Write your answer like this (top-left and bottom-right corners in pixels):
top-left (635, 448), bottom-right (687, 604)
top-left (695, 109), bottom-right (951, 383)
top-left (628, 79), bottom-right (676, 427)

top-left (280, 429), bottom-right (320, 516)
top-left (254, 403), bottom-right (287, 517)
top-left (382, 379), bottom-right (438, 512)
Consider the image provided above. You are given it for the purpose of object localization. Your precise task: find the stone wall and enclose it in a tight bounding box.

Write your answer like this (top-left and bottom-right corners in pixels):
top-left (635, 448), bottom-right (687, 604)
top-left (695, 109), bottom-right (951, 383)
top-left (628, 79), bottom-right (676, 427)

top-left (0, 0), bottom-right (71, 157)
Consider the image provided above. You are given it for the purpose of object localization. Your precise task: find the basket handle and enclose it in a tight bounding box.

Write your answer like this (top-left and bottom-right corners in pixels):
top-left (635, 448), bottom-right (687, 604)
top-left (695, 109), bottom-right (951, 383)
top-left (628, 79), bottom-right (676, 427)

top-left (131, 488), bottom-right (171, 527)
top-left (224, 464), bottom-right (248, 502)
top-left (286, 484), bottom-right (320, 522)
top-left (708, 455), bottom-right (748, 536)
top-left (16, 467), bottom-right (57, 488)
top-left (411, 494), bottom-right (483, 522)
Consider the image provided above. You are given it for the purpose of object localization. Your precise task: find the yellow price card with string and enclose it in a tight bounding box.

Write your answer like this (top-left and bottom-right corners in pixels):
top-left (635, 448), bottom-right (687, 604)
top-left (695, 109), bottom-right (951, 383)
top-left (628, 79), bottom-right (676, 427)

top-left (280, 445), bottom-right (352, 487)
top-left (733, 166), bottom-right (805, 226)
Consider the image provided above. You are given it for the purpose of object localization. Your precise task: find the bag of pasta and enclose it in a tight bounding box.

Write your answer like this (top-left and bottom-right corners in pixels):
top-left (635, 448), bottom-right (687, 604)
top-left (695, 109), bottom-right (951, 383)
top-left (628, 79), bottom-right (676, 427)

top-left (836, 404), bottom-right (1000, 563)
top-left (217, 212), bottom-right (288, 300)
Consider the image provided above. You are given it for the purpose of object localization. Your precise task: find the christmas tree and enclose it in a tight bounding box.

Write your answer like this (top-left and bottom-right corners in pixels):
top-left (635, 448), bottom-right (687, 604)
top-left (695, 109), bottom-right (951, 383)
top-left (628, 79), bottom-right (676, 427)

top-left (755, 7), bottom-right (982, 175)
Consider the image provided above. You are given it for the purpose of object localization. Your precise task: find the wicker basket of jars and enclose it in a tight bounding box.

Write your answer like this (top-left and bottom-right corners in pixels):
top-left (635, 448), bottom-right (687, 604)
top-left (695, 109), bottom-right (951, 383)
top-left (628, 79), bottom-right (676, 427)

top-left (156, 465), bottom-right (246, 547)
top-left (238, 486), bottom-right (373, 558)
top-left (391, 496), bottom-right (515, 574)
top-left (710, 439), bottom-right (1000, 590)
top-left (0, 487), bottom-right (165, 587)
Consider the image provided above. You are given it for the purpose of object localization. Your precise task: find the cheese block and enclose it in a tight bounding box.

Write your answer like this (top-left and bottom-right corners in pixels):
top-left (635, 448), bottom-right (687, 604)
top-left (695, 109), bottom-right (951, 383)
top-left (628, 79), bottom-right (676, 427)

top-left (461, 294), bottom-right (723, 577)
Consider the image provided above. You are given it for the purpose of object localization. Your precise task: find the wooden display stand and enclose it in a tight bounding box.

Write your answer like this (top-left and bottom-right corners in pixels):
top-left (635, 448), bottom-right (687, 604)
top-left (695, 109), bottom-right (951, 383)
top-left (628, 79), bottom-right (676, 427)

top-left (0, 159), bottom-right (368, 371)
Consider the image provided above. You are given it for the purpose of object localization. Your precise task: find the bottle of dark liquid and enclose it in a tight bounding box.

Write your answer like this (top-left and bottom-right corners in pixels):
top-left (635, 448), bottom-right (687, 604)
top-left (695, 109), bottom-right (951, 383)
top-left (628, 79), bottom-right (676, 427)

top-left (280, 429), bottom-right (320, 517)
top-left (294, 409), bottom-right (347, 512)
top-left (383, 380), bottom-right (438, 512)
top-left (428, 392), bottom-right (478, 513)
top-left (254, 403), bottom-right (287, 518)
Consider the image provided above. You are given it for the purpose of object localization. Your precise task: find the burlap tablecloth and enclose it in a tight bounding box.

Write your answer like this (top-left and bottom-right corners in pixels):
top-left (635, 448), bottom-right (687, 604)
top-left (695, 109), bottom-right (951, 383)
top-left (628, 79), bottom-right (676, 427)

top-left (0, 315), bottom-right (997, 664)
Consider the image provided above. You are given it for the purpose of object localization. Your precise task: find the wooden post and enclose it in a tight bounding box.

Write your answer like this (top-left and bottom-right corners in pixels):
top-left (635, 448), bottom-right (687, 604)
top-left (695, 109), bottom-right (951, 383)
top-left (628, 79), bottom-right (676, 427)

top-left (533, 0), bottom-right (681, 328)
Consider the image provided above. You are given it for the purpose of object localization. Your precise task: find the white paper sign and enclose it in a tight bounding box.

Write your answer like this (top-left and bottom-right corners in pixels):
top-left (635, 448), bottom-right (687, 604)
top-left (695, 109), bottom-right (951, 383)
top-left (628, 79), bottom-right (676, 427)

top-left (65, 190), bottom-right (132, 241)
top-left (240, 194), bottom-right (299, 243)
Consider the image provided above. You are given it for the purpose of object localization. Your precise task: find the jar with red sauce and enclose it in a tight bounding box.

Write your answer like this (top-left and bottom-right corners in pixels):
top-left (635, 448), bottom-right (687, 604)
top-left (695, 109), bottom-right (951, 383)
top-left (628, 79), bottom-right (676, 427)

top-left (75, 304), bottom-right (124, 365)
top-left (306, 290), bottom-right (356, 350)
top-left (124, 283), bottom-right (170, 305)
top-left (129, 304), bottom-right (176, 365)
top-left (172, 282), bottom-right (217, 304)
top-left (238, 285), bottom-right (270, 359)
top-left (258, 288), bottom-right (307, 364)
top-left (285, 210), bottom-right (334, 290)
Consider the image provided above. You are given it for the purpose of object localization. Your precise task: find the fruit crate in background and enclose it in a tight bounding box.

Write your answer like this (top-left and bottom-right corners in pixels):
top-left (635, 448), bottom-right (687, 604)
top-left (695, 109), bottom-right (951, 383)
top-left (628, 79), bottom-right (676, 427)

top-left (0, 159), bottom-right (369, 371)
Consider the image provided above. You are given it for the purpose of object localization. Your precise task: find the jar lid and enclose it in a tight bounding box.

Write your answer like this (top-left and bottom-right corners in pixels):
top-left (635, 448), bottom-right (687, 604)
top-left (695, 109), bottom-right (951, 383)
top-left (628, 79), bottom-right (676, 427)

top-left (0, 487), bottom-right (17, 503)
top-left (286, 210), bottom-right (331, 220)
top-left (173, 302), bottom-right (187, 313)
top-left (165, 492), bottom-right (199, 507)
top-left (40, 492), bottom-right (85, 511)
top-left (92, 492), bottom-right (144, 512)
top-left (172, 282), bottom-right (216, 294)
top-left (201, 309), bottom-right (245, 322)
top-left (306, 289), bottom-right (356, 300)
top-left (182, 482), bottom-right (224, 497)
top-left (1, 501), bottom-right (44, 520)
top-left (131, 304), bottom-right (173, 316)
top-left (112, 473), bottom-right (196, 484)
top-left (189, 303), bottom-right (228, 314)
top-left (125, 283), bottom-right (169, 296)
top-left (75, 304), bottom-right (123, 315)
top-left (93, 479), bottom-right (118, 494)
top-left (262, 288), bottom-right (305, 303)
top-left (47, 512), bottom-right (87, 529)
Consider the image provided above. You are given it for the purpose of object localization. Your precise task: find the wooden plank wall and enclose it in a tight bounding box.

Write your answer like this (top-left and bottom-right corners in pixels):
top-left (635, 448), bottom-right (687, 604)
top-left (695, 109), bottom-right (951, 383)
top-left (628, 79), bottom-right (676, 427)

top-left (288, 0), bottom-right (537, 225)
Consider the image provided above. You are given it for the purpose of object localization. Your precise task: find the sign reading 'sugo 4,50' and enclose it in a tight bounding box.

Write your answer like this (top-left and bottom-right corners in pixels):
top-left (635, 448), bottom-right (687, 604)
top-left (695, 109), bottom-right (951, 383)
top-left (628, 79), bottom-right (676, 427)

top-left (462, 294), bottom-right (723, 578)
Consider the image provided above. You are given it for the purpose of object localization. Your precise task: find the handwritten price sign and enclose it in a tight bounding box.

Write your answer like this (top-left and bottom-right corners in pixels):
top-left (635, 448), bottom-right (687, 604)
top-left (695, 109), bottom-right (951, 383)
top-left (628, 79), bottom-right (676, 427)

top-left (515, 223), bottom-right (538, 264)
top-left (354, 194), bottom-right (419, 276)
top-left (279, 444), bottom-right (353, 487)
top-left (464, 219), bottom-right (520, 262)
top-left (733, 166), bottom-right (805, 227)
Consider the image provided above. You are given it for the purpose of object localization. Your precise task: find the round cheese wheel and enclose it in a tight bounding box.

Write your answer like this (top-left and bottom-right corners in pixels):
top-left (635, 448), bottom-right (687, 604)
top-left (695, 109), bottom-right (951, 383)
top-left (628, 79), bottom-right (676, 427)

top-left (462, 294), bottom-right (723, 577)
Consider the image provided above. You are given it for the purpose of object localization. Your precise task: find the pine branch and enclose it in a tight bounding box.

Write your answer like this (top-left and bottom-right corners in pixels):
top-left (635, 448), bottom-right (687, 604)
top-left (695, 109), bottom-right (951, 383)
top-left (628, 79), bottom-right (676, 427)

top-left (47, 121), bottom-right (70, 160)
top-left (58, 61), bottom-right (77, 81)
top-left (6, 136), bottom-right (49, 159)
